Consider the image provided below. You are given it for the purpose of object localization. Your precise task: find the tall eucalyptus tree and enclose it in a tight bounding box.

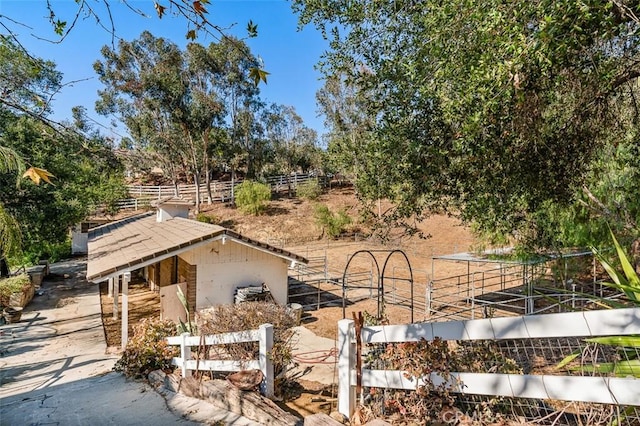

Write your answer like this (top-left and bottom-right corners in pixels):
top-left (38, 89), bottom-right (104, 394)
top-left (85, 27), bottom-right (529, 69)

top-left (95, 31), bottom-right (228, 210)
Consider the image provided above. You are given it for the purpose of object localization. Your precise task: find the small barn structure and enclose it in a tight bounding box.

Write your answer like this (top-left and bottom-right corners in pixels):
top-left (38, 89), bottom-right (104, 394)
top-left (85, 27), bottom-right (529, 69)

top-left (86, 198), bottom-right (307, 347)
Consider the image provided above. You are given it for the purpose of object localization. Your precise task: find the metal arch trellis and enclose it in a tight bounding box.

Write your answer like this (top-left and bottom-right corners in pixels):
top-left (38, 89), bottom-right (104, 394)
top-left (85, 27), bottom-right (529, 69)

top-left (341, 249), bottom-right (415, 322)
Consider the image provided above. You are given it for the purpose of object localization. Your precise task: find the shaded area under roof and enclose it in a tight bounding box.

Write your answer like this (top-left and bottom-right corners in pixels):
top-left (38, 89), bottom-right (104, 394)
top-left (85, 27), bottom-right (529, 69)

top-left (87, 212), bottom-right (308, 282)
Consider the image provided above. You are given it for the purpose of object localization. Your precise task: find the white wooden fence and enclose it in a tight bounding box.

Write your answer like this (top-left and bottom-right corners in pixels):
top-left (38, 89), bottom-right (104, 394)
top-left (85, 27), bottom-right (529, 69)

top-left (337, 308), bottom-right (640, 419)
top-left (166, 323), bottom-right (274, 398)
top-left (124, 173), bottom-right (322, 204)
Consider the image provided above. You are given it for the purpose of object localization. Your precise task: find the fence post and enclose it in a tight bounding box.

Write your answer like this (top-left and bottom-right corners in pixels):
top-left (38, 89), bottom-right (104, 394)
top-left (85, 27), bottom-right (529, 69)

top-left (338, 319), bottom-right (356, 419)
top-left (181, 332), bottom-right (192, 378)
top-left (426, 281), bottom-right (433, 320)
top-left (259, 323), bottom-right (274, 398)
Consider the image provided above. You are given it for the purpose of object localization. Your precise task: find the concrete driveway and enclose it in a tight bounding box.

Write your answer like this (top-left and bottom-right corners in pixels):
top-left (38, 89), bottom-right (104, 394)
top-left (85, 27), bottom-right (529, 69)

top-left (0, 259), bottom-right (256, 425)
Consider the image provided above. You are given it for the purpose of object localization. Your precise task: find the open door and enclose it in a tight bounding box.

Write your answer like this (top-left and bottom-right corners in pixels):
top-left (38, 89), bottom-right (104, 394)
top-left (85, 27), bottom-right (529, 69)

top-left (160, 281), bottom-right (188, 324)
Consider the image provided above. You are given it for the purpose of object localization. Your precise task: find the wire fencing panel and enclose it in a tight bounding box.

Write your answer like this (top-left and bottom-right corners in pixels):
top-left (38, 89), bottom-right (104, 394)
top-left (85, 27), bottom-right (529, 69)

top-left (339, 308), bottom-right (640, 425)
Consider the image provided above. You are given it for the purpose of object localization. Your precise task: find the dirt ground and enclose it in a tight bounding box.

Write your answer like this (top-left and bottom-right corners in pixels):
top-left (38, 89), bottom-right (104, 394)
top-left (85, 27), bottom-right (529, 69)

top-left (98, 185), bottom-right (480, 419)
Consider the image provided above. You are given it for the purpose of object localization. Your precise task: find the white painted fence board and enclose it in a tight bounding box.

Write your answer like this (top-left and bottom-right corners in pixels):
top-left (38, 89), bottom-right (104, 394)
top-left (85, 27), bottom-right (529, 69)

top-left (544, 376), bottom-right (615, 404)
top-left (362, 323), bottom-right (434, 343)
top-left (363, 308), bottom-right (640, 344)
top-left (489, 317), bottom-right (528, 339)
top-left (360, 370), bottom-right (640, 405)
top-left (166, 329), bottom-right (259, 346)
top-left (585, 308), bottom-right (640, 336)
top-left (431, 320), bottom-right (467, 340)
top-left (462, 318), bottom-right (496, 340)
top-left (504, 374), bottom-right (548, 400)
top-left (523, 312), bottom-right (592, 337)
top-left (361, 369), bottom-right (420, 390)
top-left (607, 377), bottom-right (640, 406)
top-left (183, 359), bottom-right (260, 372)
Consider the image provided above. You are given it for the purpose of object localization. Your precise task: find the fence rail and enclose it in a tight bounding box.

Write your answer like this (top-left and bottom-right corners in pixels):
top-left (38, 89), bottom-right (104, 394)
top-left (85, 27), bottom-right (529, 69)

top-left (122, 173), bottom-right (326, 209)
top-left (337, 307), bottom-right (640, 420)
top-left (166, 323), bottom-right (274, 397)
top-left (425, 254), bottom-right (601, 321)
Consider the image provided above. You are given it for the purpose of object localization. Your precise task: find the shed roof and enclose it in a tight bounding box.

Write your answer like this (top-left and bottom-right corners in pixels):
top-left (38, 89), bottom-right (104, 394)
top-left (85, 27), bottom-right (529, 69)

top-left (86, 212), bottom-right (308, 282)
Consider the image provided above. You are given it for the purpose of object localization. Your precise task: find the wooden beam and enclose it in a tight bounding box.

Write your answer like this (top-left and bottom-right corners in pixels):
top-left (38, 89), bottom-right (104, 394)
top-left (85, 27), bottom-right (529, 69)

top-left (121, 272), bottom-right (131, 349)
top-left (113, 276), bottom-right (119, 320)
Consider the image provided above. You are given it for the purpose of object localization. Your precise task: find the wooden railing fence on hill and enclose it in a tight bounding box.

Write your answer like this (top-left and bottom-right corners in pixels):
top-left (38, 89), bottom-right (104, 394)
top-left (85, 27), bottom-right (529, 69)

top-left (117, 173), bottom-right (334, 210)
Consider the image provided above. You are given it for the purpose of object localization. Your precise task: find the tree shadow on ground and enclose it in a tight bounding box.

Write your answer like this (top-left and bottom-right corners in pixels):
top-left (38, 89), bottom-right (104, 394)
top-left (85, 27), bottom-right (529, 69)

top-left (218, 219), bottom-right (237, 229)
top-left (264, 205), bottom-right (290, 216)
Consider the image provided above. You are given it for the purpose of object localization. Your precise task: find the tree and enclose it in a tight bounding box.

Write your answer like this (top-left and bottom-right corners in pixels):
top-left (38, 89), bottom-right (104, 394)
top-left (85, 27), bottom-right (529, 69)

top-left (0, 36), bottom-right (64, 123)
top-left (209, 37), bottom-right (263, 186)
top-left (0, 39), bottom-right (64, 273)
top-left (263, 104), bottom-right (319, 195)
top-left (95, 31), bottom-right (230, 211)
top-left (0, 111), bottom-right (126, 264)
top-left (293, 1), bottom-right (640, 248)
top-left (316, 74), bottom-right (372, 184)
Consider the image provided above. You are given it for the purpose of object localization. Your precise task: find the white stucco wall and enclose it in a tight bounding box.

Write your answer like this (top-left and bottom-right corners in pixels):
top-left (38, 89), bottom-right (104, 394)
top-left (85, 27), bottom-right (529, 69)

top-left (179, 239), bottom-right (289, 309)
top-left (71, 230), bottom-right (88, 255)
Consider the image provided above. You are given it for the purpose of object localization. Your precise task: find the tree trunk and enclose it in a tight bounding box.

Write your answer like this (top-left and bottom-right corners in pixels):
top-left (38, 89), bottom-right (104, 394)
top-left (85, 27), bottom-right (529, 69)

top-left (172, 178), bottom-right (179, 197)
top-left (1, 257), bottom-right (9, 278)
top-left (193, 171), bottom-right (201, 214)
top-left (231, 167), bottom-right (236, 205)
top-left (205, 163), bottom-right (213, 205)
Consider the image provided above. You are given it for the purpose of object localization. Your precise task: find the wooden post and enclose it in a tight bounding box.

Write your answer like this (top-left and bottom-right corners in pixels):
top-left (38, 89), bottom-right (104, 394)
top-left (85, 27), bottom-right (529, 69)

top-left (108, 277), bottom-right (114, 298)
top-left (113, 276), bottom-right (119, 320)
top-left (181, 332), bottom-right (192, 378)
top-left (338, 319), bottom-right (355, 419)
top-left (121, 272), bottom-right (131, 349)
top-left (259, 323), bottom-right (274, 398)
top-left (352, 312), bottom-right (363, 403)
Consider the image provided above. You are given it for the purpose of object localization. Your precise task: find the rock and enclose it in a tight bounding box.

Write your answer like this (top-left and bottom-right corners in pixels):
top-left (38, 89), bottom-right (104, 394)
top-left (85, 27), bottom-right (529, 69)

top-left (329, 411), bottom-right (348, 424)
top-left (227, 369), bottom-right (263, 391)
top-left (152, 372), bottom-right (302, 426)
top-left (304, 413), bottom-right (343, 425)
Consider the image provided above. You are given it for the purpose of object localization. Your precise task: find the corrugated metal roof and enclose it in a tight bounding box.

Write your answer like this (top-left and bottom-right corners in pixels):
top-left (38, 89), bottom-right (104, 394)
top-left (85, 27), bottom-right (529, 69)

top-left (86, 212), bottom-right (308, 282)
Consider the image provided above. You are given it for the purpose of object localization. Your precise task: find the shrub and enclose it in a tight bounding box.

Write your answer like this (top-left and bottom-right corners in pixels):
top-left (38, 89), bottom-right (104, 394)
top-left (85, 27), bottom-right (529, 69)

top-left (235, 180), bottom-right (271, 215)
top-left (196, 213), bottom-right (218, 224)
top-left (296, 179), bottom-right (322, 200)
top-left (114, 318), bottom-right (178, 379)
top-left (0, 274), bottom-right (31, 307)
top-left (21, 239), bottom-right (71, 265)
top-left (314, 204), bottom-right (352, 238)
top-left (364, 338), bottom-right (521, 424)
top-left (196, 302), bottom-right (297, 393)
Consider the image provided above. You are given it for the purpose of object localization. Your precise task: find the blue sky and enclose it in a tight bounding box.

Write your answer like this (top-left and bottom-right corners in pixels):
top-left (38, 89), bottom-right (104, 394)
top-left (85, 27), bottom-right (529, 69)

top-left (0, 0), bottom-right (329, 141)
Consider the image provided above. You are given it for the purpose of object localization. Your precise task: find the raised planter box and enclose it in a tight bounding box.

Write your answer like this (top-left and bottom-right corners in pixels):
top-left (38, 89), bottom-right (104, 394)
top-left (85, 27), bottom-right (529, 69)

top-left (27, 265), bottom-right (47, 290)
top-left (8, 280), bottom-right (35, 308)
top-left (1, 274), bottom-right (36, 311)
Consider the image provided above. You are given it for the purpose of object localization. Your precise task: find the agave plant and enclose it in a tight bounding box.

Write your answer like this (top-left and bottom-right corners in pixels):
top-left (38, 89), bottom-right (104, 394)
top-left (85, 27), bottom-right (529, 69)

top-left (593, 231), bottom-right (640, 306)
top-left (557, 229), bottom-right (640, 378)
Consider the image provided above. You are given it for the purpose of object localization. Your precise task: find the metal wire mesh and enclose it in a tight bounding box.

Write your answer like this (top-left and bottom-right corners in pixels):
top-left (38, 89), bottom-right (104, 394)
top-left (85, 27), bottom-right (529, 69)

top-left (360, 336), bottom-right (640, 424)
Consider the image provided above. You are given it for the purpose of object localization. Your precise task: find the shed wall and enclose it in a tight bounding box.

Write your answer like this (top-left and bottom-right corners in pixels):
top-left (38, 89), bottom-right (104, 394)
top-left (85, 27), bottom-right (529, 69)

top-left (180, 240), bottom-right (289, 308)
